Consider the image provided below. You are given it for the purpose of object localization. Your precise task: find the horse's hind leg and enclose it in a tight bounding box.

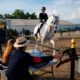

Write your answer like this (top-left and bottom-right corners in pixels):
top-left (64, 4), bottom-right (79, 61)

top-left (40, 39), bottom-right (43, 52)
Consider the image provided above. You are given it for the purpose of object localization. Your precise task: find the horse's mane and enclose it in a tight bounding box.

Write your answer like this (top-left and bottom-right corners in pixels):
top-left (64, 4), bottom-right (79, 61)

top-left (46, 16), bottom-right (54, 26)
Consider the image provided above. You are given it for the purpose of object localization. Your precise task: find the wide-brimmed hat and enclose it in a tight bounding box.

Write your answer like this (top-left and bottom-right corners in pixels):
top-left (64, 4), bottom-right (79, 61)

top-left (14, 36), bottom-right (28, 48)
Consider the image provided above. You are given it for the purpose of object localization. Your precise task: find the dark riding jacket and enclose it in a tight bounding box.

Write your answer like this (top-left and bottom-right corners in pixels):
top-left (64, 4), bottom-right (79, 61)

top-left (35, 13), bottom-right (48, 35)
top-left (39, 13), bottom-right (48, 22)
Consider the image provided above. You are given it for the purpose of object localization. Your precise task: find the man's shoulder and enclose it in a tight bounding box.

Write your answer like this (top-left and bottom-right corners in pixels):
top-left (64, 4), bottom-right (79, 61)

top-left (24, 51), bottom-right (31, 56)
top-left (39, 13), bottom-right (42, 15)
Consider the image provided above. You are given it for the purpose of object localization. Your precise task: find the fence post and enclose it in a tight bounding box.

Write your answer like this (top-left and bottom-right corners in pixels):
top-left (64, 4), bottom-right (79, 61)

top-left (70, 38), bottom-right (76, 80)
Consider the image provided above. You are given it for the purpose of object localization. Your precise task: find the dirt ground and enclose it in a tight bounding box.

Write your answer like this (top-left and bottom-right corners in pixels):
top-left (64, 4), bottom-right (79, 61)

top-left (26, 42), bottom-right (80, 80)
top-left (0, 33), bottom-right (80, 80)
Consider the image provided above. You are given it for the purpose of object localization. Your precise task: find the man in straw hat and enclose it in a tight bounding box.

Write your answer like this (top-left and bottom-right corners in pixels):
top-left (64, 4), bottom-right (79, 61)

top-left (6, 36), bottom-right (61, 80)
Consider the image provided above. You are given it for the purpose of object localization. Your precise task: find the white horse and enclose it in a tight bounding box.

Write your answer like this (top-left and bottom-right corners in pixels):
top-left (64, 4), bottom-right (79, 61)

top-left (33, 14), bottom-right (59, 55)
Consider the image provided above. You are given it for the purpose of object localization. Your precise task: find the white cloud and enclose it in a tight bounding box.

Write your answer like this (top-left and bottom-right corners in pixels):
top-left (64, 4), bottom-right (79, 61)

top-left (64, 8), bottom-right (80, 20)
top-left (70, 9), bottom-right (80, 19)
top-left (0, 0), bottom-right (80, 20)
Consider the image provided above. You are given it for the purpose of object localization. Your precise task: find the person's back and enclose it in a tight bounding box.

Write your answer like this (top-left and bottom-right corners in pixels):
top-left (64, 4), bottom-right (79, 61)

top-left (6, 49), bottom-right (33, 80)
top-left (6, 36), bottom-right (34, 80)
top-left (6, 36), bottom-right (61, 80)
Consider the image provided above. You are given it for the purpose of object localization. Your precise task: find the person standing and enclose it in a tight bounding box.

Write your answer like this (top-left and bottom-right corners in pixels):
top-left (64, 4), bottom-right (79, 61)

top-left (0, 39), bottom-right (14, 70)
top-left (35, 7), bottom-right (48, 38)
top-left (2, 39), bottom-right (14, 66)
top-left (0, 29), bottom-right (3, 56)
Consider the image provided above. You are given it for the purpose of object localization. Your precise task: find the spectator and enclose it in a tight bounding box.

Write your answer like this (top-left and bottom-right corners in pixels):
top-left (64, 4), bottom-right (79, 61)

top-left (2, 39), bottom-right (14, 66)
top-left (6, 36), bottom-right (61, 80)
top-left (0, 29), bottom-right (3, 55)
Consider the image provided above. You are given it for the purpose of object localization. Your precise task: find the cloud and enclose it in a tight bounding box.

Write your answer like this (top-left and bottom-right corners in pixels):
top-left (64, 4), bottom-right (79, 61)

top-left (53, 0), bottom-right (80, 6)
top-left (0, 0), bottom-right (80, 20)
top-left (64, 8), bottom-right (80, 20)
top-left (0, 0), bottom-right (40, 14)
top-left (70, 9), bottom-right (80, 19)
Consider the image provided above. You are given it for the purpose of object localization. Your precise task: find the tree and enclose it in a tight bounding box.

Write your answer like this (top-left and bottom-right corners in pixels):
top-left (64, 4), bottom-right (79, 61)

top-left (0, 9), bottom-right (38, 19)
top-left (12, 9), bottom-right (25, 19)
top-left (25, 12), bottom-right (30, 19)
top-left (4, 14), bottom-right (12, 19)
top-left (0, 14), bottom-right (3, 19)
top-left (30, 12), bottom-right (38, 19)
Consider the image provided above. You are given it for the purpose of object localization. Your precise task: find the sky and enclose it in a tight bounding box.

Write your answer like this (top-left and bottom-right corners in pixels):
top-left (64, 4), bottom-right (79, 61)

top-left (0, 0), bottom-right (80, 20)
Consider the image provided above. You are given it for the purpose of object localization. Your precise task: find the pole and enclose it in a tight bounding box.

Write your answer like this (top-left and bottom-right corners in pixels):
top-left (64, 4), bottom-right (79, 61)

top-left (70, 38), bottom-right (76, 80)
top-left (30, 40), bottom-right (60, 51)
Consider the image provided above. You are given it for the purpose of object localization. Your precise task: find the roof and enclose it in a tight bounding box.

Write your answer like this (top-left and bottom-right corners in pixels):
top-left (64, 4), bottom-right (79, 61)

top-left (59, 20), bottom-right (73, 25)
top-left (6, 19), bottom-right (73, 26)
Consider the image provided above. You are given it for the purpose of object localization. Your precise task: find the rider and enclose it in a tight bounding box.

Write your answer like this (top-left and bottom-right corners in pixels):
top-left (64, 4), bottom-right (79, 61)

top-left (35, 7), bottom-right (48, 38)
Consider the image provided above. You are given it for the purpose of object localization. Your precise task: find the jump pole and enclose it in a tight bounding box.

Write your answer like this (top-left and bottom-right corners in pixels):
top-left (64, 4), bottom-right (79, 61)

top-left (30, 40), bottom-right (60, 51)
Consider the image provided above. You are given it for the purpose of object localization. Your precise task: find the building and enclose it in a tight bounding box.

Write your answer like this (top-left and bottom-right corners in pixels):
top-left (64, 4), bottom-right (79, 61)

top-left (6, 19), bottom-right (39, 33)
top-left (5, 19), bottom-right (75, 33)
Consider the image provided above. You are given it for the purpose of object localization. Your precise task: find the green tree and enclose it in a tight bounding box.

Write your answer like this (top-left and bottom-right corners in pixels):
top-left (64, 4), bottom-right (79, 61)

top-left (30, 12), bottom-right (38, 19)
top-left (0, 9), bottom-right (38, 19)
top-left (0, 14), bottom-right (3, 19)
top-left (4, 14), bottom-right (12, 18)
top-left (12, 9), bottom-right (25, 19)
top-left (25, 12), bottom-right (30, 19)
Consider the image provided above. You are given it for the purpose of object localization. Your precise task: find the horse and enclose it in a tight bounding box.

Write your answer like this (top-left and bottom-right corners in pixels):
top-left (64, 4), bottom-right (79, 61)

top-left (33, 14), bottom-right (59, 55)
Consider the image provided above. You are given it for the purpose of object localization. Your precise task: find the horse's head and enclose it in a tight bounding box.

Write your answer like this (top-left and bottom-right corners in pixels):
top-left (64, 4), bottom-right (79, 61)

top-left (52, 14), bottom-right (59, 33)
top-left (47, 14), bottom-right (59, 34)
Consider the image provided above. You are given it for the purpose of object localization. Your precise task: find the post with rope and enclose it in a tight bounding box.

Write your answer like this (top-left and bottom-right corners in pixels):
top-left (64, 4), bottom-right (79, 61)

top-left (70, 38), bottom-right (76, 80)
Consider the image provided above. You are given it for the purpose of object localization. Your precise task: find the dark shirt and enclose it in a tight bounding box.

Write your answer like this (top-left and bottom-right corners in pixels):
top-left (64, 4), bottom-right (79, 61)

top-left (0, 30), bottom-right (3, 44)
top-left (6, 49), bottom-right (53, 80)
top-left (39, 13), bottom-right (48, 22)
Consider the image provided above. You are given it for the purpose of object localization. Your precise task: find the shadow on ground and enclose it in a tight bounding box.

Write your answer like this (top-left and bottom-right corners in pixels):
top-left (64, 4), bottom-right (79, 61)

top-left (34, 76), bottom-right (69, 80)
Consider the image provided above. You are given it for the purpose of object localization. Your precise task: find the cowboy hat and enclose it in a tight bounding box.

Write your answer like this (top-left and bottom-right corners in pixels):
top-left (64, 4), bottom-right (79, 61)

top-left (14, 36), bottom-right (28, 48)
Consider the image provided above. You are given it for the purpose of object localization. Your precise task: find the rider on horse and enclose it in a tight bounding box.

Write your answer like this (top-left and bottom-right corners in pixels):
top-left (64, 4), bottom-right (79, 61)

top-left (35, 7), bottom-right (48, 39)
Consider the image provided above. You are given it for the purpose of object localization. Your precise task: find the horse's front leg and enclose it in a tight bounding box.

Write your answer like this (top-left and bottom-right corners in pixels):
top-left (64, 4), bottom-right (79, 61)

top-left (50, 39), bottom-right (55, 56)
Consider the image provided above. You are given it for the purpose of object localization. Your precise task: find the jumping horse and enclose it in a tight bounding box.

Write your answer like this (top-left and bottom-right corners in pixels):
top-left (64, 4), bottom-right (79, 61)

top-left (33, 13), bottom-right (59, 55)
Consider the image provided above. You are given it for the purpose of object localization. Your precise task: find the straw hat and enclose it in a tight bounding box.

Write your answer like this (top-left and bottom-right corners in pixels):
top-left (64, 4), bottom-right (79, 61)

top-left (14, 36), bottom-right (28, 48)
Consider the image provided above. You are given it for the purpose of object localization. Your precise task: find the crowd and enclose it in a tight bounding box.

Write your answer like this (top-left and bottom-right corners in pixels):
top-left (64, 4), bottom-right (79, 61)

top-left (0, 27), bottom-right (32, 56)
